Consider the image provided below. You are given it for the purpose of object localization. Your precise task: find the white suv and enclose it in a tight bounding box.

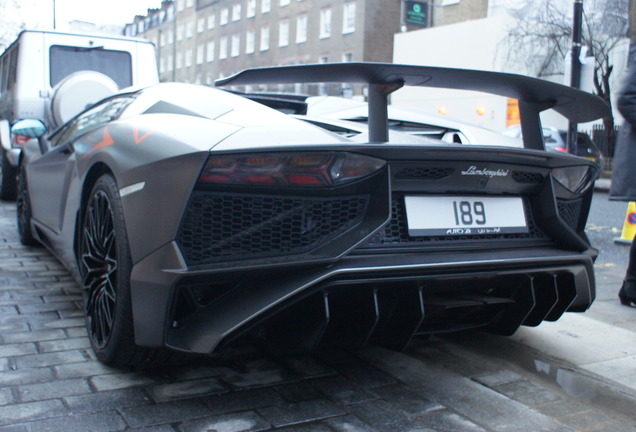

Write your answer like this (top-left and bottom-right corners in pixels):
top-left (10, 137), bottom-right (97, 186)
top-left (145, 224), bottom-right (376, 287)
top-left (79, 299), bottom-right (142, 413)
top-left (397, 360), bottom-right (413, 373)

top-left (0, 30), bottom-right (158, 200)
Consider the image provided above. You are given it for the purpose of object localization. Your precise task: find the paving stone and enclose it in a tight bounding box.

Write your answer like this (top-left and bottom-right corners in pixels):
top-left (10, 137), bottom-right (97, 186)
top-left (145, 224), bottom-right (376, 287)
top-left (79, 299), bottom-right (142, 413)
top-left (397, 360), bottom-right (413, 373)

top-left (274, 381), bottom-right (322, 403)
top-left (494, 380), bottom-right (564, 406)
top-left (177, 411), bottom-right (271, 432)
top-left (369, 384), bottom-right (444, 416)
top-left (19, 411), bottom-right (127, 432)
top-left (345, 398), bottom-right (425, 432)
top-left (18, 301), bottom-right (78, 314)
top-left (127, 426), bottom-right (177, 432)
top-left (15, 350), bottom-right (87, 369)
top-left (17, 378), bottom-right (91, 402)
top-left (311, 376), bottom-right (377, 405)
top-left (323, 415), bottom-right (378, 432)
top-left (90, 371), bottom-right (159, 391)
top-left (221, 358), bottom-right (299, 389)
top-left (419, 408), bottom-right (488, 432)
top-left (66, 327), bottom-right (90, 338)
top-left (473, 370), bottom-right (526, 388)
top-left (280, 355), bottom-right (335, 379)
top-left (31, 317), bottom-right (85, 330)
top-left (120, 399), bottom-right (211, 429)
top-left (0, 388), bottom-right (14, 406)
top-left (330, 360), bottom-right (397, 388)
top-left (55, 359), bottom-right (119, 379)
top-left (1, 329), bottom-right (67, 344)
top-left (64, 388), bottom-right (151, 415)
top-left (0, 342), bottom-right (38, 358)
top-left (0, 367), bottom-right (56, 386)
top-left (0, 400), bottom-right (67, 426)
top-left (147, 377), bottom-right (228, 402)
top-left (0, 425), bottom-right (29, 432)
top-left (257, 398), bottom-right (345, 428)
top-left (38, 337), bottom-right (92, 353)
top-left (203, 388), bottom-right (284, 415)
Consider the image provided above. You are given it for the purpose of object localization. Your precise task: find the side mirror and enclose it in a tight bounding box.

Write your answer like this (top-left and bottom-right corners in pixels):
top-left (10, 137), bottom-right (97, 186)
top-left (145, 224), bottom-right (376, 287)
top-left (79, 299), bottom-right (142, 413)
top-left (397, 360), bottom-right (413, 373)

top-left (11, 119), bottom-right (47, 139)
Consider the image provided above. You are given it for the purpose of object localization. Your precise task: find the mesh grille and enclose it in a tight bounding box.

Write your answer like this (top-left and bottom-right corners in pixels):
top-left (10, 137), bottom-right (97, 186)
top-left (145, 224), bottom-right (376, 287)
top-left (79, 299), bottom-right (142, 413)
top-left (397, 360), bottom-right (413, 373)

top-left (557, 198), bottom-right (582, 230)
top-left (394, 167), bottom-right (454, 180)
top-left (178, 191), bottom-right (369, 265)
top-left (512, 171), bottom-right (544, 184)
top-left (362, 193), bottom-right (547, 248)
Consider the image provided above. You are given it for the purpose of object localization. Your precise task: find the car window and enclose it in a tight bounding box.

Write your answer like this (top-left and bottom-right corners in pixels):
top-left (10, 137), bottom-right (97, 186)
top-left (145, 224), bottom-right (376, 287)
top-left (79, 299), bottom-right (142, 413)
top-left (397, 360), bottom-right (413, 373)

top-left (49, 45), bottom-right (133, 88)
top-left (50, 96), bottom-right (134, 146)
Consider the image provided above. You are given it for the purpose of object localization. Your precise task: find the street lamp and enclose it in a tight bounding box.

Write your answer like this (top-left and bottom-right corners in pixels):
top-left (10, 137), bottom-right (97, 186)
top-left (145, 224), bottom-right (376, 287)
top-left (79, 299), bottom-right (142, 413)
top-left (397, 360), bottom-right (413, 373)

top-left (567, 0), bottom-right (584, 155)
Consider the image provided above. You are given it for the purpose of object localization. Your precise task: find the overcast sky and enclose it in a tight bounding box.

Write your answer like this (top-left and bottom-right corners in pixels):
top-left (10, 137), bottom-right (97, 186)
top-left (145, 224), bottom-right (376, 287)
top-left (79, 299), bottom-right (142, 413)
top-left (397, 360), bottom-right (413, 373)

top-left (19, 0), bottom-right (162, 30)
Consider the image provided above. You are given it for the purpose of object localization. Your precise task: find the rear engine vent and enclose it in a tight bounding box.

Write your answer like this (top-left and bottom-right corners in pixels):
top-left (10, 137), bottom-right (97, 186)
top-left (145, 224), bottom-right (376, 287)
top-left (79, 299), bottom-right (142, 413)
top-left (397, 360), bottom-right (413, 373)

top-left (178, 192), bottom-right (369, 266)
top-left (557, 198), bottom-right (583, 230)
top-left (395, 167), bottom-right (454, 180)
top-left (512, 171), bottom-right (544, 184)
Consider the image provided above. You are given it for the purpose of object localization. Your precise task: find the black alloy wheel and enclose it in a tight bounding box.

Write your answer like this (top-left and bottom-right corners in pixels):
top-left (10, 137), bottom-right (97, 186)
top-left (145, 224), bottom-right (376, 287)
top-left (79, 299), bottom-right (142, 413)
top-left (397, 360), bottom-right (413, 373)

top-left (16, 166), bottom-right (37, 246)
top-left (80, 174), bottom-right (141, 366)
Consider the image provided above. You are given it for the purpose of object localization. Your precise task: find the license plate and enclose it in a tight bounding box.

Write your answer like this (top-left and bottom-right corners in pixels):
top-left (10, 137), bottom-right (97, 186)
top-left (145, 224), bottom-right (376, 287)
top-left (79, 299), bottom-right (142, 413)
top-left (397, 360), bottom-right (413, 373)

top-left (404, 196), bottom-right (528, 236)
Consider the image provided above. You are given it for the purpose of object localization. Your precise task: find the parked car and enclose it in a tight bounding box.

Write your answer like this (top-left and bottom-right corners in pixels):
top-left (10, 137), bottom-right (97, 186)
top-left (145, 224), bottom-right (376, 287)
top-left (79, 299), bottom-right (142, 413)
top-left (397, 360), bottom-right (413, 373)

top-left (502, 125), bottom-right (603, 164)
top-left (14, 63), bottom-right (608, 368)
top-left (0, 30), bottom-right (158, 200)
top-left (306, 96), bottom-right (524, 147)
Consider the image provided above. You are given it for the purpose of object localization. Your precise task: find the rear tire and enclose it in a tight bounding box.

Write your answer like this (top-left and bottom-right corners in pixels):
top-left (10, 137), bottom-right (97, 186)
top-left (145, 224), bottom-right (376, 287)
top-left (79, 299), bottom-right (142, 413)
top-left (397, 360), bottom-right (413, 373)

top-left (1, 149), bottom-right (17, 201)
top-left (16, 166), bottom-right (38, 246)
top-left (80, 174), bottom-right (164, 368)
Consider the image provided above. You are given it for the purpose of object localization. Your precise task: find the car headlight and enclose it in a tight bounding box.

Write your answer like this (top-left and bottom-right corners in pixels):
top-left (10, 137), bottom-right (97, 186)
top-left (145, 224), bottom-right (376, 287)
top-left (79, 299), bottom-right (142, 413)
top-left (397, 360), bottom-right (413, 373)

top-left (198, 152), bottom-right (386, 187)
top-left (552, 165), bottom-right (594, 193)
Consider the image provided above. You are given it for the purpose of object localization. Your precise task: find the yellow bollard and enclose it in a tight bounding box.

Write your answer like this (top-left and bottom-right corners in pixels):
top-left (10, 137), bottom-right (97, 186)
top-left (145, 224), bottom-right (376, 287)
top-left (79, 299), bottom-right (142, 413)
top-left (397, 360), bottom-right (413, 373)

top-left (614, 201), bottom-right (636, 245)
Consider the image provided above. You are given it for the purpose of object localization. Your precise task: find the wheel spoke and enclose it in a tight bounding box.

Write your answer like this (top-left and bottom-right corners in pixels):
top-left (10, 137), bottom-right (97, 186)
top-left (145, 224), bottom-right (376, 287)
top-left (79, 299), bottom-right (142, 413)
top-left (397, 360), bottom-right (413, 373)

top-left (81, 190), bottom-right (118, 349)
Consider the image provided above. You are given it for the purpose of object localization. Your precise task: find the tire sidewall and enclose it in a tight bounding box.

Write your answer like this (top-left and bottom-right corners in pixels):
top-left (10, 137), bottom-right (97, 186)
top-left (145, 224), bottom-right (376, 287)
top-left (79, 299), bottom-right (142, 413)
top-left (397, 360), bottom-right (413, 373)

top-left (81, 174), bottom-right (135, 365)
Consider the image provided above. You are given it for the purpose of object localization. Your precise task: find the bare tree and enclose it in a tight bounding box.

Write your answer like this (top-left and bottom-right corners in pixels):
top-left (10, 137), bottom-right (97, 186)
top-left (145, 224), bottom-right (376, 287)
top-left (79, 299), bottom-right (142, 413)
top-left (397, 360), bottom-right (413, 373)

top-left (0, 0), bottom-right (26, 51)
top-left (504, 0), bottom-right (628, 153)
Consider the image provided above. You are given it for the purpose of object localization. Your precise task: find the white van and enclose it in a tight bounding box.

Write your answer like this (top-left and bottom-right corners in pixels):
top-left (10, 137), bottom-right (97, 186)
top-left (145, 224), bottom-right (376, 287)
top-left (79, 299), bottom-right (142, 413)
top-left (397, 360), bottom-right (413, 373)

top-left (0, 30), bottom-right (158, 199)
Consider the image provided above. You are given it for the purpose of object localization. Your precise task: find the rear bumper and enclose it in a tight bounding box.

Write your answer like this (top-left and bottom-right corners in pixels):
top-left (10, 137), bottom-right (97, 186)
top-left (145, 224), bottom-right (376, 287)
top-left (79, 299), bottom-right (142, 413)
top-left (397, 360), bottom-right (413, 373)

top-left (129, 243), bottom-right (595, 354)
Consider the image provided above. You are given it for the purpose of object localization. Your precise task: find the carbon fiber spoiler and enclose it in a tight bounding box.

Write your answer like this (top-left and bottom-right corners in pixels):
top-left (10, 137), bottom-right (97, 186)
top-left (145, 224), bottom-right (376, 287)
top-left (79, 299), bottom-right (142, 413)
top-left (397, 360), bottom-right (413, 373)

top-left (216, 63), bottom-right (610, 148)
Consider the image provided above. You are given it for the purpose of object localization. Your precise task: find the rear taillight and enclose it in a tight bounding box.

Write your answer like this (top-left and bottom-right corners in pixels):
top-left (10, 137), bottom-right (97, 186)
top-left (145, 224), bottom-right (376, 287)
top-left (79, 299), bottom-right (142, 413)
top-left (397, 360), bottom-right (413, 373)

top-left (199, 152), bottom-right (386, 187)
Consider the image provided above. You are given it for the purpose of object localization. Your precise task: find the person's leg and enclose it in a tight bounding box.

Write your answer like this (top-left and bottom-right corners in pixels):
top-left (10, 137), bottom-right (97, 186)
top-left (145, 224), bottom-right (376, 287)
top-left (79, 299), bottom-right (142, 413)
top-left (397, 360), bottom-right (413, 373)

top-left (619, 240), bottom-right (636, 306)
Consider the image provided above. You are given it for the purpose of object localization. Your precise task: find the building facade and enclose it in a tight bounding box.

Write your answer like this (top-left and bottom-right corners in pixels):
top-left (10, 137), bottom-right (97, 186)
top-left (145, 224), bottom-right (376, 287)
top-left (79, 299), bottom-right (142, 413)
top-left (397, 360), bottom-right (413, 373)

top-left (125, 0), bottom-right (402, 95)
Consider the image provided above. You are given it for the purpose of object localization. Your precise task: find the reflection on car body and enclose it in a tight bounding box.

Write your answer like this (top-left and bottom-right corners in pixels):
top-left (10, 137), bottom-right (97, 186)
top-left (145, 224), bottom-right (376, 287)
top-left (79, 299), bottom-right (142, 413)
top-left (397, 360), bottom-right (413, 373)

top-left (14, 63), bottom-right (609, 368)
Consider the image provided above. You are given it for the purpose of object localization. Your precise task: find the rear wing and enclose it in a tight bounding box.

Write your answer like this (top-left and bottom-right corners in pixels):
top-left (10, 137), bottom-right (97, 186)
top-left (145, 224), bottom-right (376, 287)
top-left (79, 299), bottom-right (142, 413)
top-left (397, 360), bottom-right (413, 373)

top-left (216, 63), bottom-right (610, 148)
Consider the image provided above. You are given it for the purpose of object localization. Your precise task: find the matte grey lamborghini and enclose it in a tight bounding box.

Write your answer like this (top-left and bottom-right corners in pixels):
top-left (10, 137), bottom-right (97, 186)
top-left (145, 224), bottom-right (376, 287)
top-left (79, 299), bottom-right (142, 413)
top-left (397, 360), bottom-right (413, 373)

top-left (13, 63), bottom-right (609, 368)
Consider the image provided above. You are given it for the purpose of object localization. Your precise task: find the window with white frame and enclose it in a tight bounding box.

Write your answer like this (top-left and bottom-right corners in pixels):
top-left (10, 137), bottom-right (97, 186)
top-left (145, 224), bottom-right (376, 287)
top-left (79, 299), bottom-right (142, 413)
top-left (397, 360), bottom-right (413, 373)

top-left (279, 19), bottom-right (289, 46)
top-left (176, 52), bottom-right (183, 69)
top-left (262, 0), bottom-right (271, 13)
top-left (176, 0), bottom-right (184, 12)
top-left (196, 44), bottom-right (204, 64)
top-left (207, 13), bottom-right (216, 29)
top-left (207, 41), bottom-right (215, 61)
top-left (319, 8), bottom-right (331, 39)
top-left (177, 23), bottom-right (184, 41)
top-left (342, 1), bottom-right (356, 34)
top-left (232, 4), bottom-right (241, 21)
top-left (246, 30), bottom-right (255, 54)
top-left (160, 32), bottom-right (166, 46)
top-left (247, 0), bottom-right (256, 17)
top-left (167, 29), bottom-right (174, 44)
top-left (186, 20), bottom-right (194, 38)
top-left (221, 8), bottom-right (229, 25)
top-left (342, 52), bottom-right (353, 62)
top-left (219, 36), bottom-right (228, 59)
top-left (160, 57), bottom-right (166, 73)
top-left (260, 26), bottom-right (270, 51)
top-left (185, 48), bottom-right (193, 67)
top-left (186, 0), bottom-right (193, 7)
top-left (231, 34), bottom-right (241, 57)
top-left (296, 14), bottom-right (307, 44)
top-left (167, 54), bottom-right (173, 71)
top-left (280, 0), bottom-right (290, 6)
top-left (197, 17), bottom-right (205, 33)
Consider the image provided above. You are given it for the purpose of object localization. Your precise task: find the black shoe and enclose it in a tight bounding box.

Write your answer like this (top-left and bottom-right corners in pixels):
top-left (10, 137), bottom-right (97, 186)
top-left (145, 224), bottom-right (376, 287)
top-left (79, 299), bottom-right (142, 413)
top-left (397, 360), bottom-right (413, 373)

top-left (618, 279), bottom-right (636, 307)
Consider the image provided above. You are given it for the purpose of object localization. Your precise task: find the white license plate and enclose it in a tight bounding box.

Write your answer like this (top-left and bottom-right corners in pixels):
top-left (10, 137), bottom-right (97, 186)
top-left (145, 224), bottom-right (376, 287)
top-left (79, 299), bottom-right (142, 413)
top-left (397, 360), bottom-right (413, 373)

top-left (404, 196), bottom-right (528, 236)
